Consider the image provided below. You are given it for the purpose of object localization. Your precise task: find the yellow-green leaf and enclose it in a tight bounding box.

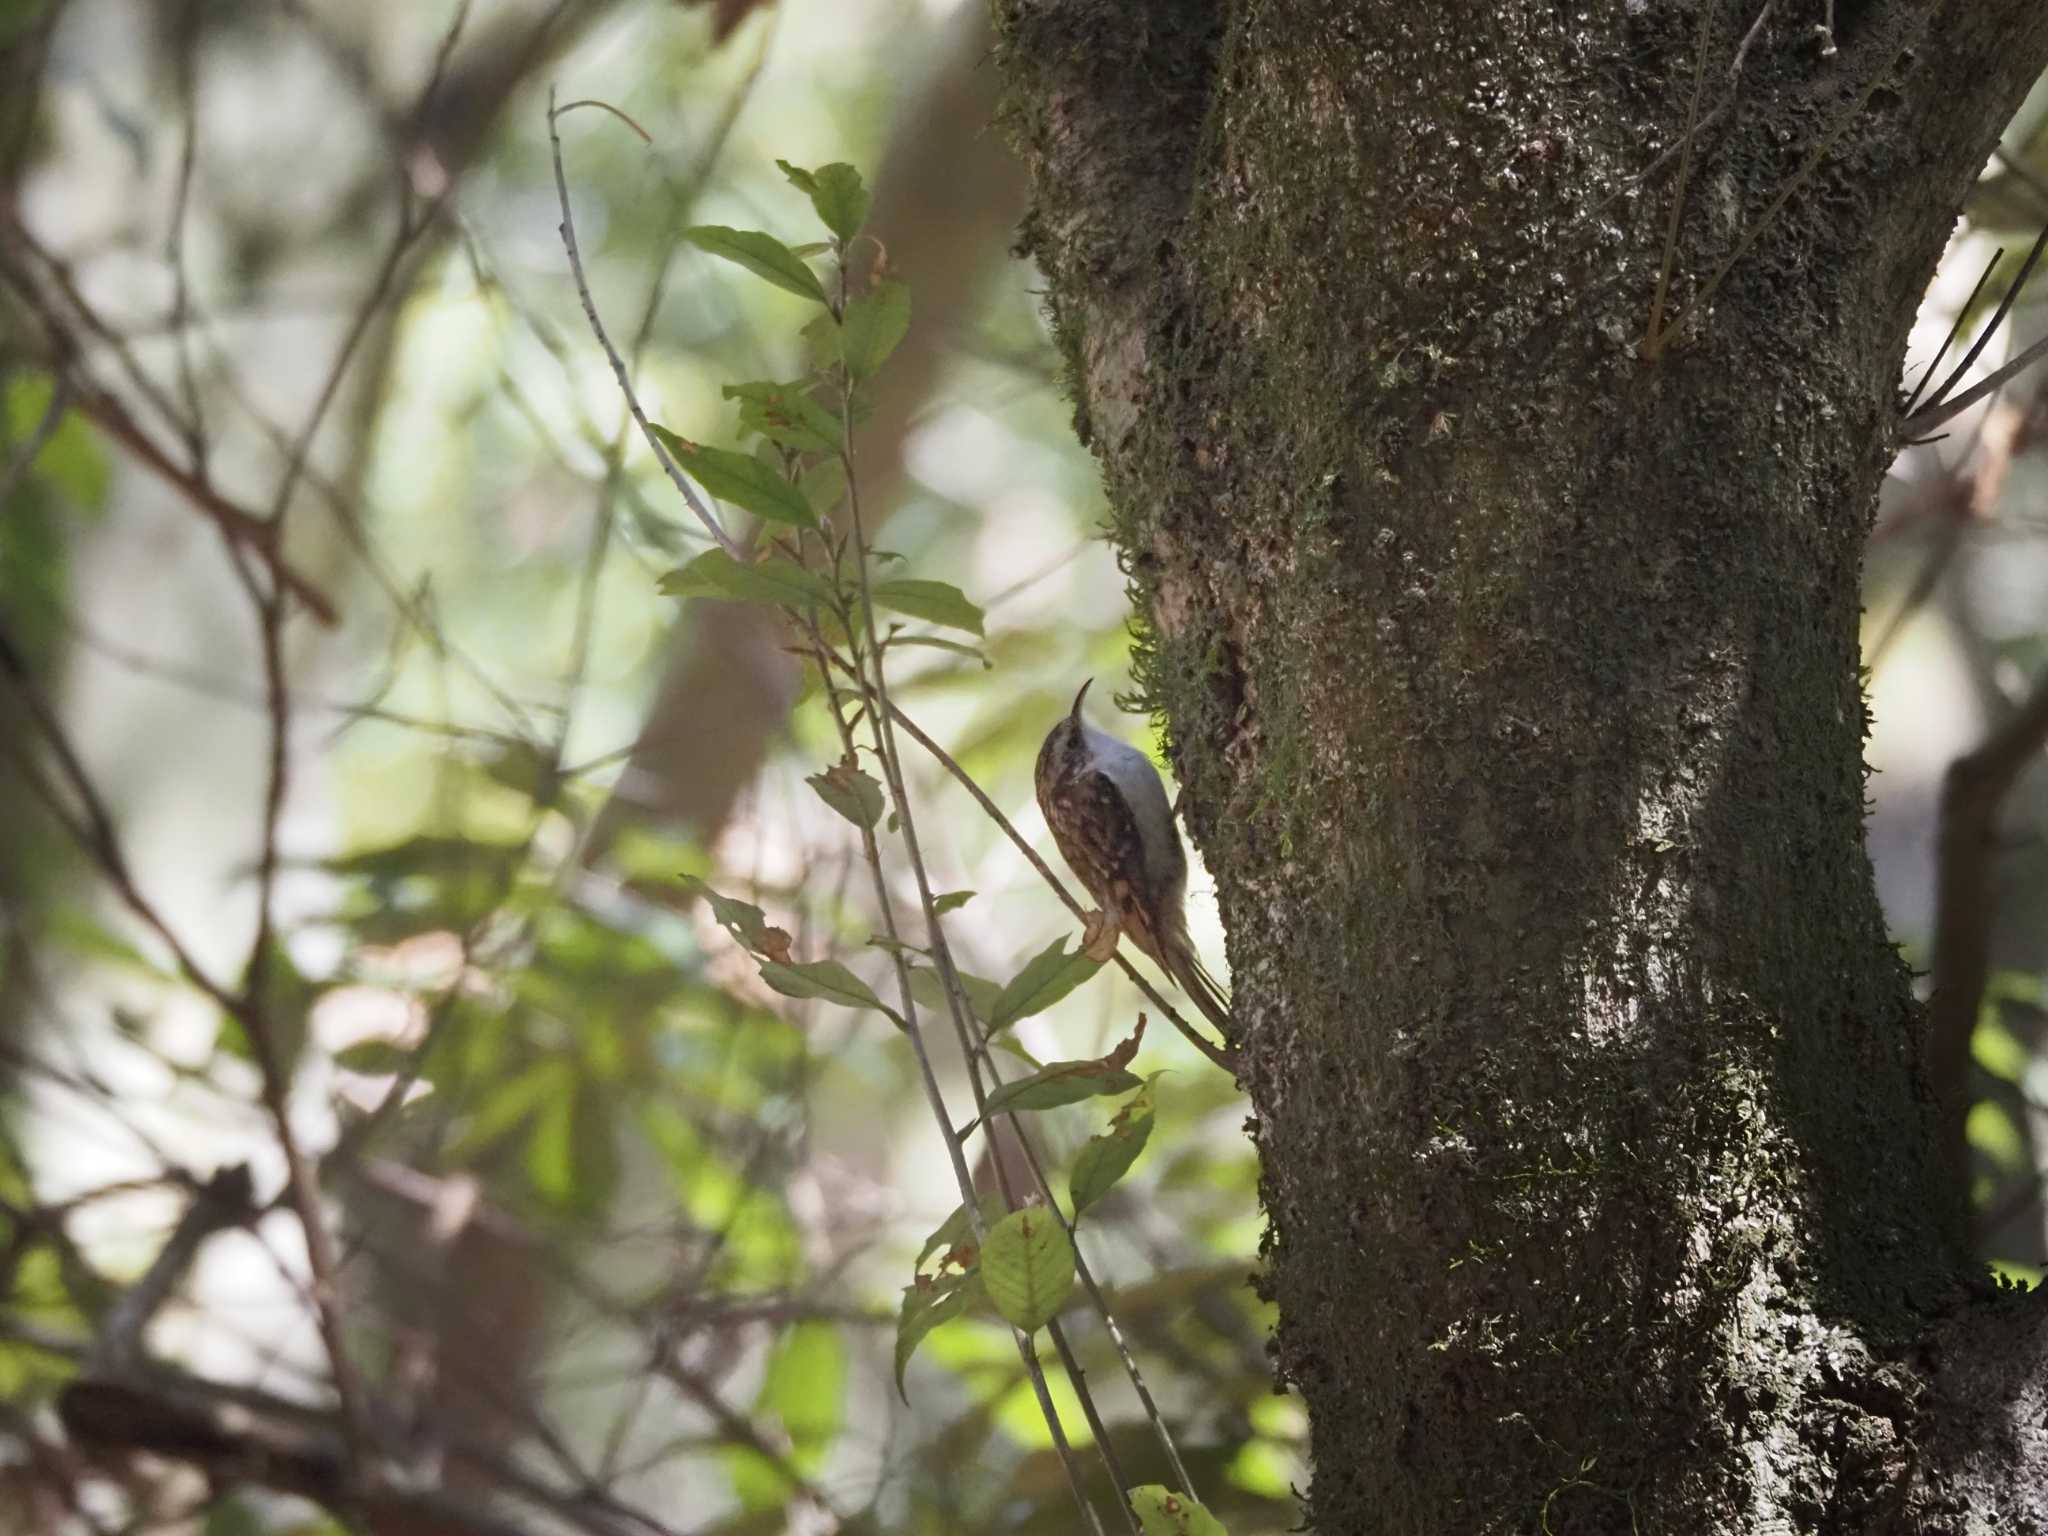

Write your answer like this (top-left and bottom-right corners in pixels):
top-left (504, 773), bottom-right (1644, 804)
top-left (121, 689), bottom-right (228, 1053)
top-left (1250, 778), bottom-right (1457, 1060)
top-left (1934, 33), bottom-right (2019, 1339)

top-left (1131, 1486), bottom-right (1231, 1536)
top-left (980, 1207), bottom-right (1074, 1332)
top-left (839, 280), bottom-right (910, 379)
top-left (1069, 1082), bottom-right (1156, 1219)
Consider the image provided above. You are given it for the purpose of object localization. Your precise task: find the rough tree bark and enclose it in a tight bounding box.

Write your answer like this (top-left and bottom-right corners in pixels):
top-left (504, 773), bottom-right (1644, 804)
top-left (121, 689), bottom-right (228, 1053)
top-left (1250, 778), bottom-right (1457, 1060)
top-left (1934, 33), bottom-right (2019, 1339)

top-left (996, 2), bottom-right (2048, 1531)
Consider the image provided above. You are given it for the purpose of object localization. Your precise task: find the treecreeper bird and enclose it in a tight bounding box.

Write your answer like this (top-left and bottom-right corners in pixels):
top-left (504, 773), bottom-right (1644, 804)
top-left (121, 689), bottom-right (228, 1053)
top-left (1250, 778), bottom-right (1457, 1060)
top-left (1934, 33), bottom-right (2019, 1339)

top-left (1035, 680), bottom-right (1233, 1038)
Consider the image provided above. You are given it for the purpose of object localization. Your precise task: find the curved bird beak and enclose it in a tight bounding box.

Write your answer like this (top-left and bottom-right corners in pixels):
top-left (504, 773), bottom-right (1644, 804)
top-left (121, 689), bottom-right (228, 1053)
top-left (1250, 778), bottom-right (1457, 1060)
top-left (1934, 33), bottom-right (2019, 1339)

top-left (1070, 678), bottom-right (1093, 724)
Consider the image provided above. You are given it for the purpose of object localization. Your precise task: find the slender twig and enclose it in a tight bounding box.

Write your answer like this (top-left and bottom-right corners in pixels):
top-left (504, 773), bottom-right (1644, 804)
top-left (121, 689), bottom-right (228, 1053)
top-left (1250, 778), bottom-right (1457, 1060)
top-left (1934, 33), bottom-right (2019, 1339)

top-left (1728, 2), bottom-right (1774, 81)
top-left (1909, 222), bottom-right (2048, 427)
top-left (546, 88), bottom-right (741, 557)
top-left (1902, 247), bottom-right (2002, 418)
top-left (0, 228), bottom-right (340, 625)
top-left (166, 4), bottom-right (208, 475)
top-left (89, 1166), bottom-right (254, 1375)
top-left (0, 607), bottom-right (371, 1460)
top-left (32, 367), bottom-right (338, 623)
top-left (235, 565), bottom-right (374, 1466)
top-left (0, 372), bottom-right (67, 508)
top-left (1904, 329), bottom-right (2048, 439)
top-left (809, 632), bottom-right (1110, 1535)
top-left (831, 365), bottom-right (1138, 1524)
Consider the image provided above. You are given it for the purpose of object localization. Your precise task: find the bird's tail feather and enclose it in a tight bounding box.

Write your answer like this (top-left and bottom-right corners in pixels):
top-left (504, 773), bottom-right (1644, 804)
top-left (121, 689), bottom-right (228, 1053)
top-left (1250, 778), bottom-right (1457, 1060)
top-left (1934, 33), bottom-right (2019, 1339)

top-left (1167, 942), bottom-right (1234, 1043)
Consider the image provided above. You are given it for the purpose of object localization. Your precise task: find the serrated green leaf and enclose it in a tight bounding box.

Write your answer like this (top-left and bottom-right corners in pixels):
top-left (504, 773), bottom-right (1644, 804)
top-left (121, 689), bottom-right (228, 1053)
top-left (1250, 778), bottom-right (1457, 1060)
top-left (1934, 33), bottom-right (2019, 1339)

top-left (980, 1208), bottom-right (1074, 1332)
top-left (721, 380), bottom-right (843, 452)
top-left (988, 936), bottom-right (1102, 1031)
top-left (659, 548), bottom-right (832, 609)
top-left (806, 761), bottom-right (885, 829)
top-left (1069, 1083), bottom-right (1156, 1219)
top-left (648, 426), bottom-right (816, 528)
top-left (681, 224), bottom-right (828, 303)
top-left (895, 1272), bottom-right (976, 1401)
top-left (838, 280), bottom-right (909, 379)
top-left (982, 1062), bottom-right (1142, 1118)
top-left (759, 959), bottom-right (899, 1021)
top-left (1131, 1486), bottom-right (1231, 1536)
top-left (778, 160), bottom-right (870, 243)
top-left (871, 577), bottom-right (984, 637)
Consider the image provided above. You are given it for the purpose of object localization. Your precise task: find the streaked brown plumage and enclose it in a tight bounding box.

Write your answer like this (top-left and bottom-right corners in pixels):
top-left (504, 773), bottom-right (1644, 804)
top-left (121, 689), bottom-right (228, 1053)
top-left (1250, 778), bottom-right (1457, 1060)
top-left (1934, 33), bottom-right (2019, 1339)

top-left (1035, 680), bottom-right (1233, 1038)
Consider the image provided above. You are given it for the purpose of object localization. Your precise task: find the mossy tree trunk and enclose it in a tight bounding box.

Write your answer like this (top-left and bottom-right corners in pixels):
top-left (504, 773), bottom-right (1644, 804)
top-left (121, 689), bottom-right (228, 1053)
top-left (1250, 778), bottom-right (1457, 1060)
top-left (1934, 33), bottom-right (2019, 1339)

top-left (995, 2), bottom-right (2048, 1529)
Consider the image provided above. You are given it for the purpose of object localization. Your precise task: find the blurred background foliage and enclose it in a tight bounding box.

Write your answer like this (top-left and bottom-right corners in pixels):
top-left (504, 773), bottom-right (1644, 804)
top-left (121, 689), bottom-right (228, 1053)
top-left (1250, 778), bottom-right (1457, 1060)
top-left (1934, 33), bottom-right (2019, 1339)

top-left (0, 2), bottom-right (2044, 1532)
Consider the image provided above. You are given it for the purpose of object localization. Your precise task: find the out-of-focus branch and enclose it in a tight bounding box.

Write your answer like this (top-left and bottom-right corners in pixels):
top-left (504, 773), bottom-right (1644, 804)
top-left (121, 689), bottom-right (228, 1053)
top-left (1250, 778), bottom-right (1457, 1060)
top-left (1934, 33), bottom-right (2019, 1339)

top-left (89, 1164), bottom-right (254, 1376)
top-left (0, 279), bottom-right (343, 623)
top-left (57, 1380), bottom-right (544, 1536)
top-left (1930, 666), bottom-right (2048, 1244)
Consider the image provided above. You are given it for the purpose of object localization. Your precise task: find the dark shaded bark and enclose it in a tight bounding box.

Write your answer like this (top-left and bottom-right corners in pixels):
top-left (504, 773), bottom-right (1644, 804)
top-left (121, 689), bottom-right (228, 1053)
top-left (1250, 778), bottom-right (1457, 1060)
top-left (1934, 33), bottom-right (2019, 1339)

top-left (995, 1), bottom-right (2048, 1530)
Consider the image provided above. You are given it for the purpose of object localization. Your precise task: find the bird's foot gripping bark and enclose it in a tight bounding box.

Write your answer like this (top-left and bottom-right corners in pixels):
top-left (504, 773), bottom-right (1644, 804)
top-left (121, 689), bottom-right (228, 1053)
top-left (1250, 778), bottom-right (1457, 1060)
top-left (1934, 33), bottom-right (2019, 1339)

top-left (1080, 909), bottom-right (1122, 963)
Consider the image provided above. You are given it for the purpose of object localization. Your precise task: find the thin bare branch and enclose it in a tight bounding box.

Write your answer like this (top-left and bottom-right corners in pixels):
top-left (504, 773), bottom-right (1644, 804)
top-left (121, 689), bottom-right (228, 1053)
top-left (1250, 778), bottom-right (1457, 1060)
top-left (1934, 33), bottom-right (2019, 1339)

top-left (546, 88), bottom-right (741, 557)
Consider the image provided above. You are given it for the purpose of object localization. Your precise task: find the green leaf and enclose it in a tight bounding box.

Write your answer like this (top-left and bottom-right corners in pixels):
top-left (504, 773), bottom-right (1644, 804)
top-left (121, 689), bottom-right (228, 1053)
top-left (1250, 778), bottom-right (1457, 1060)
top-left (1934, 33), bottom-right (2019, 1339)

top-left (806, 760), bottom-right (885, 829)
top-left (659, 548), bottom-right (832, 609)
top-left (801, 457), bottom-right (848, 519)
top-left (870, 577), bottom-right (985, 637)
top-left (916, 1192), bottom-right (1009, 1272)
top-left (931, 890), bottom-right (975, 915)
top-left (838, 280), bottom-right (910, 379)
top-left (681, 225), bottom-right (829, 304)
top-left (678, 876), bottom-right (779, 955)
top-left (1069, 1082), bottom-right (1157, 1219)
top-left (906, 963), bottom-right (1004, 1023)
top-left (201, 1497), bottom-right (266, 1536)
top-left (1131, 1486), bottom-right (1231, 1536)
top-left (988, 936), bottom-right (1102, 1031)
top-left (980, 1207), bottom-right (1074, 1332)
top-left (525, 1087), bottom-right (576, 1204)
top-left (760, 1321), bottom-right (844, 1452)
top-left (759, 959), bottom-right (900, 1021)
top-left (722, 380), bottom-right (843, 452)
top-left (990, 1034), bottom-right (1043, 1070)
top-left (648, 426), bottom-right (816, 528)
top-left (982, 1062), bottom-right (1142, 1118)
top-left (332, 1039), bottom-right (414, 1075)
top-left (895, 1272), bottom-right (976, 1401)
top-left (780, 160), bottom-right (871, 243)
